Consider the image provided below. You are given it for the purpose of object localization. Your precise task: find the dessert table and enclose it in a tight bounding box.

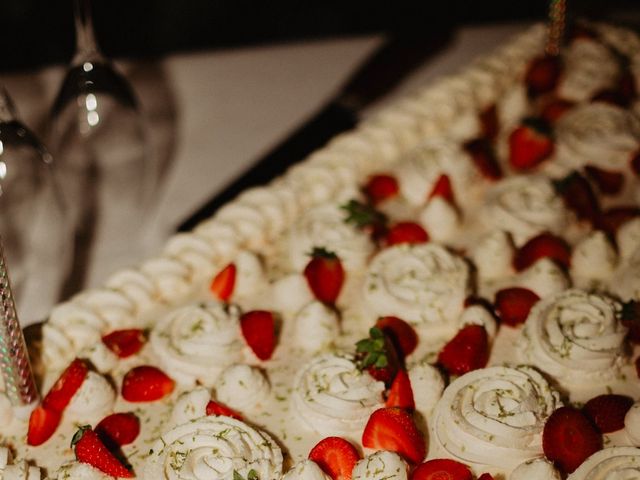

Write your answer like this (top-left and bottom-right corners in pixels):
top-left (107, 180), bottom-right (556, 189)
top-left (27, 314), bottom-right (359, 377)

top-left (2, 22), bottom-right (530, 304)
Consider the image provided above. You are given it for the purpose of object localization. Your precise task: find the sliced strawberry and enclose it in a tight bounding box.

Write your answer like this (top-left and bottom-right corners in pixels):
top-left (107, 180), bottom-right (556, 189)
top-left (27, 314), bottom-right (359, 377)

top-left (622, 301), bottom-right (640, 344)
top-left (479, 104), bottom-right (499, 140)
top-left (553, 171), bottom-right (600, 223)
top-left (437, 324), bottom-right (489, 377)
top-left (210, 263), bottom-right (236, 301)
top-left (477, 474), bottom-right (495, 480)
top-left (42, 358), bottom-right (89, 413)
top-left (386, 369), bottom-right (414, 410)
top-left (464, 138), bottom-right (502, 180)
top-left (362, 407), bottom-right (425, 464)
top-left (411, 459), bottom-right (473, 480)
top-left (308, 436), bottom-right (360, 480)
top-left (73, 426), bottom-right (134, 478)
top-left (375, 316), bottom-right (418, 357)
top-left (543, 406), bottom-right (602, 474)
top-left (385, 222), bottom-right (429, 246)
top-left (364, 174), bottom-right (399, 204)
top-left (631, 150), bottom-right (640, 177)
top-left (27, 406), bottom-right (61, 446)
top-left (101, 329), bottom-right (146, 358)
top-left (304, 247), bottom-right (345, 304)
top-left (240, 310), bottom-right (276, 361)
top-left (356, 327), bottom-right (401, 387)
top-left (494, 287), bottom-right (540, 327)
top-left (508, 118), bottom-right (554, 171)
top-left (206, 400), bottom-right (243, 420)
top-left (541, 98), bottom-right (575, 123)
top-left (584, 165), bottom-right (625, 196)
top-left (95, 412), bottom-right (140, 447)
top-left (121, 366), bottom-right (175, 402)
top-left (595, 207), bottom-right (640, 236)
top-left (583, 394), bottom-right (634, 434)
top-left (514, 232), bottom-right (571, 272)
top-left (428, 174), bottom-right (455, 204)
top-left (525, 54), bottom-right (562, 96)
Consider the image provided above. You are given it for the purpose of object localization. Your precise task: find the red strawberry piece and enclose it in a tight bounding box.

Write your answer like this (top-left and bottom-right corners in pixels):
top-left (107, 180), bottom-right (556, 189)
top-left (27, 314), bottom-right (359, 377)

top-left (595, 207), bottom-right (640, 236)
top-left (411, 459), bottom-right (473, 480)
top-left (583, 394), bottom-right (634, 434)
top-left (437, 324), bottom-right (489, 377)
top-left (101, 329), bottom-right (146, 358)
top-left (206, 400), bottom-right (243, 420)
top-left (514, 232), bottom-right (571, 271)
top-left (364, 174), bottom-right (399, 204)
top-left (584, 165), bottom-right (625, 196)
top-left (553, 171), bottom-right (600, 223)
top-left (525, 54), bottom-right (562, 96)
top-left (631, 150), bottom-right (640, 177)
top-left (210, 263), bottom-right (236, 301)
top-left (240, 310), bottom-right (277, 361)
top-left (541, 98), bottom-right (575, 123)
top-left (428, 174), bottom-right (455, 204)
top-left (508, 118), bottom-right (554, 171)
top-left (494, 287), bottom-right (541, 327)
top-left (385, 222), bottom-right (429, 246)
top-left (591, 88), bottom-right (629, 108)
top-left (308, 436), bottom-right (360, 480)
top-left (375, 316), bottom-right (418, 357)
top-left (73, 426), bottom-right (134, 478)
top-left (121, 366), bottom-right (175, 402)
top-left (362, 407), bottom-right (426, 464)
top-left (304, 247), bottom-right (345, 304)
top-left (479, 104), bottom-right (499, 140)
top-left (386, 369), bottom-right (415, 410)
top-left (618, 70), bottom-right (637, 103)
top-left (543, 407), bottom-right (602, 474)
top-left (96, 412), bottom-right (140, 447)
top-left (622, 301), bottom-right (640, 344)
top-left (356, 327), bottom-right (401, 387)
top-left (464, 138), bottom-right (502, 180)
top-left (42, 358), bottom-right (89, 413)
top-left (477, 474), bottom-right (495, 480)
top-left (27, 406), bottom-right (62, 446)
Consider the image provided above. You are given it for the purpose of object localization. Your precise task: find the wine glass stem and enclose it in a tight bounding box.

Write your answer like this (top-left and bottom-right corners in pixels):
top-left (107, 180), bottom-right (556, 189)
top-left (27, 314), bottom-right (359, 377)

top-left (73, 0), bottom-right (101, 61)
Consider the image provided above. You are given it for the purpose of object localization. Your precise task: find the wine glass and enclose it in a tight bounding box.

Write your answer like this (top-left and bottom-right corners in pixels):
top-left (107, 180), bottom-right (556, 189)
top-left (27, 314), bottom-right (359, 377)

top-left (0, 87), bottom-right (72, 325)
top-left (49, 0), bottom-right (156, 291)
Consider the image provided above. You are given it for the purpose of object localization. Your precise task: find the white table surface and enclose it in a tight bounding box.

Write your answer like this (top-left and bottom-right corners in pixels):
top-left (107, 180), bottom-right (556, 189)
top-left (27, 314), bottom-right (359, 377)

top-left (2, 22), bottom-right (530, 297)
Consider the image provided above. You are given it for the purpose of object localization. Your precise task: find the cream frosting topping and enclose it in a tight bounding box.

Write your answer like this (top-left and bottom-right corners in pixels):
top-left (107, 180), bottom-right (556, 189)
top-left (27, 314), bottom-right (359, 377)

top-left (625, 402), bottom-right (640, 446)
top-left (407, 361), bottom-right (445, 419)
top-left (270, 274), bottom-right (314, 314)
top-left (294, 301), bottom-right (340, 352)
top-left (282, 460), bottom-right (331, 480)
top-left (352, 451), bottom-right (408, 480)
top-left (419, 197), bottom-right (461, 243)
top-left (509, 457), bottom-right (561, 480)
top-left (291, 353), bottom-right (384, 437)
top-left (0, 447), bottom-right (42, 480)
top-left (617, 218), bottom-right (640, 260)
top-left (142, 416), bottom-right (283, 480)
top-left (0, 393), bottom-right (13, 426)
top-left (567, 447), bottom-right (640, 480)
top-left (233, 250), bottom-right (267, 299)
top-left (610, 247), bottom-right (640, 302)
top-left (472, 230), bottom-right (515, 280)
top-left (571, 231), bottom-right (618, 288)
top-left (459, 305), bottom-right (498, 340)
top-left (65, 372), bottom-right (116, 424)
top-left (54, 462), bottom-right (110, 480)
top-left (215, 364), bottom-right (270, 412)
top-left (431, 365), bottom-right (562, 471)
top-left (516, 258), bottom-right (571, 298)
top-left (169, 387), bottom-right (211, 428)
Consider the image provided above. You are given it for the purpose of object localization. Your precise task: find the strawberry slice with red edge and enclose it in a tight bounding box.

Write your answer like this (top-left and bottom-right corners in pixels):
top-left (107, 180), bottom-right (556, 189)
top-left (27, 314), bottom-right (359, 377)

top-left (308, 436), bottom-right (360, 480)
top-left (364, 174), bottom-right (399, 204)
top-left (525, 54), bottom-right (562, 96)
top-left (385, 222), bottom-right (429, 246)
top-left (304, 247), bottom-right (345, 305)
top-left (622, 300), bottom-right (640, 344)
top-left (240, 310), bottom-right (277, 360)
top-left (210, 263), bottom-right (236, 301)
top-left (42, 358), bottom-right (89, 413)
top-left (375, 316), bottom-right (418, 358)
top-left (582, 394), bottom-right (634, 434)
top-left (437, 324), bottom-right (489, 377)
top-left (494, 287), bottom-right (540, 327)
top-left (411, 459), bottom-right (473, 480)
top-left (553, 171), bottom-right (600, 223)
top-left (479, 104), bottom-right (499, 140)
top-left (463, 138), bottom-right (502, 181)
top-left (72, 426), bottom-right (134, 478)
top-left (95, 412), bottom-right (140, 447)
top-left (121, 366), bottom-right (175, 402)
top-left (362, 407), bottom-right (425, 464)
top-left (386, 369), bottom-right (414, 410)
top-left (541, 98), bottom-right (574, 123)
top-left (508, 117), bottom-right (554, 171)
top-left (595, 207), bottom-right (640, 237)
top-left (206, 400), bottom-right (243, 420)
top-left (584, 165), bottom-right (624, 196)
top-left (102, 329), bottom-right (146, 358)
top-left (27, 406), bottom-right (62, 446)
top-left (543, 406), bottom-right (602, 474)
top-left (356, 327), bottom-right (401, 387)
top-left (514, 232), bottom-right (571, 272)
top-left (428, 174), bottom-right (455, 204)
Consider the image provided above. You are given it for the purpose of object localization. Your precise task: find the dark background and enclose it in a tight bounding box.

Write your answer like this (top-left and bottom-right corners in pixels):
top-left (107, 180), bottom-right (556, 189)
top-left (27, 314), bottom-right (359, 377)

top-left (1, 0), bottom-right (640, 72)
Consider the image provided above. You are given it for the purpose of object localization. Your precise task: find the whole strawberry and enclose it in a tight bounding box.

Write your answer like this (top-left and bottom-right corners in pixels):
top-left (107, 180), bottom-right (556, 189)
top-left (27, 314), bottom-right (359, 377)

top-left (304, 247), bottom-right (345, 305)
top-left (583, 394), bottom-right (633, 433)
top-left (72, 426), bottom-right (133, 478)
top-left (509, 118), bottom-right (554, 171)
top-left (364, 174), bottom-right (399, 204)
top-left (525, 54), bottom-right (562, 96)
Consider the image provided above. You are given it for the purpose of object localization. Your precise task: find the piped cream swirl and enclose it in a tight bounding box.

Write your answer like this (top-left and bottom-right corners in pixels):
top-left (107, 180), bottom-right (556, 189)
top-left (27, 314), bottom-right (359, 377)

top-left (567, 447), bottom-right (640, 480)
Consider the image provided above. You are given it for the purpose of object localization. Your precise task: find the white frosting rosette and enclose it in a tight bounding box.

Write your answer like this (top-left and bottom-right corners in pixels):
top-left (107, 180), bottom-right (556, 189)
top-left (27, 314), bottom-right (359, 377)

top-left (431, 365), bottom-right (562, 471)
top-left (65, 372), bottom-right (116, 424)
top-left (294, 301), bottom-right (340, 352)
top-left (617, 218), bottom-right (640, 260)
top-left (291, 353), bottom-right (384, 437)
top-left (481, 175), bottom-right (568, 246)
top-left (516, 258), bottom-right (571, 299)
top-left (519, 289), bottom-right (626, 385)
top-left (363, 243), bottom-right (470, 328)
top-left (419, 197), bottom-right (461, 243)
top-left (472, 230), bottom-right (515, 280)
top-left (567, 447), bottom-right (640, 480)
top-left (0, 446), bottom-right (42, 480)
top-left (510, 458), bottom-right (561, 480)
top-left (215, 364), bottom-right (270, 412)
top-left (352, 451), bottom-right (408, 480)
top-left (142, 416), bottom-right (283, 480)
top-left (170, 387), bottom-right (211, 427)
top-left (282, 460), bottom-right (331, 480)
top-left (150, 302), bottom-right (243, 387)
top-left (610, 247), bottom-right (640, 301)
top-left (407, 362), bottom-right (445, 418)
top-left (571, 231), bottom-right (618, 288)
top-left (287, 203), bottom-right (374, 271)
